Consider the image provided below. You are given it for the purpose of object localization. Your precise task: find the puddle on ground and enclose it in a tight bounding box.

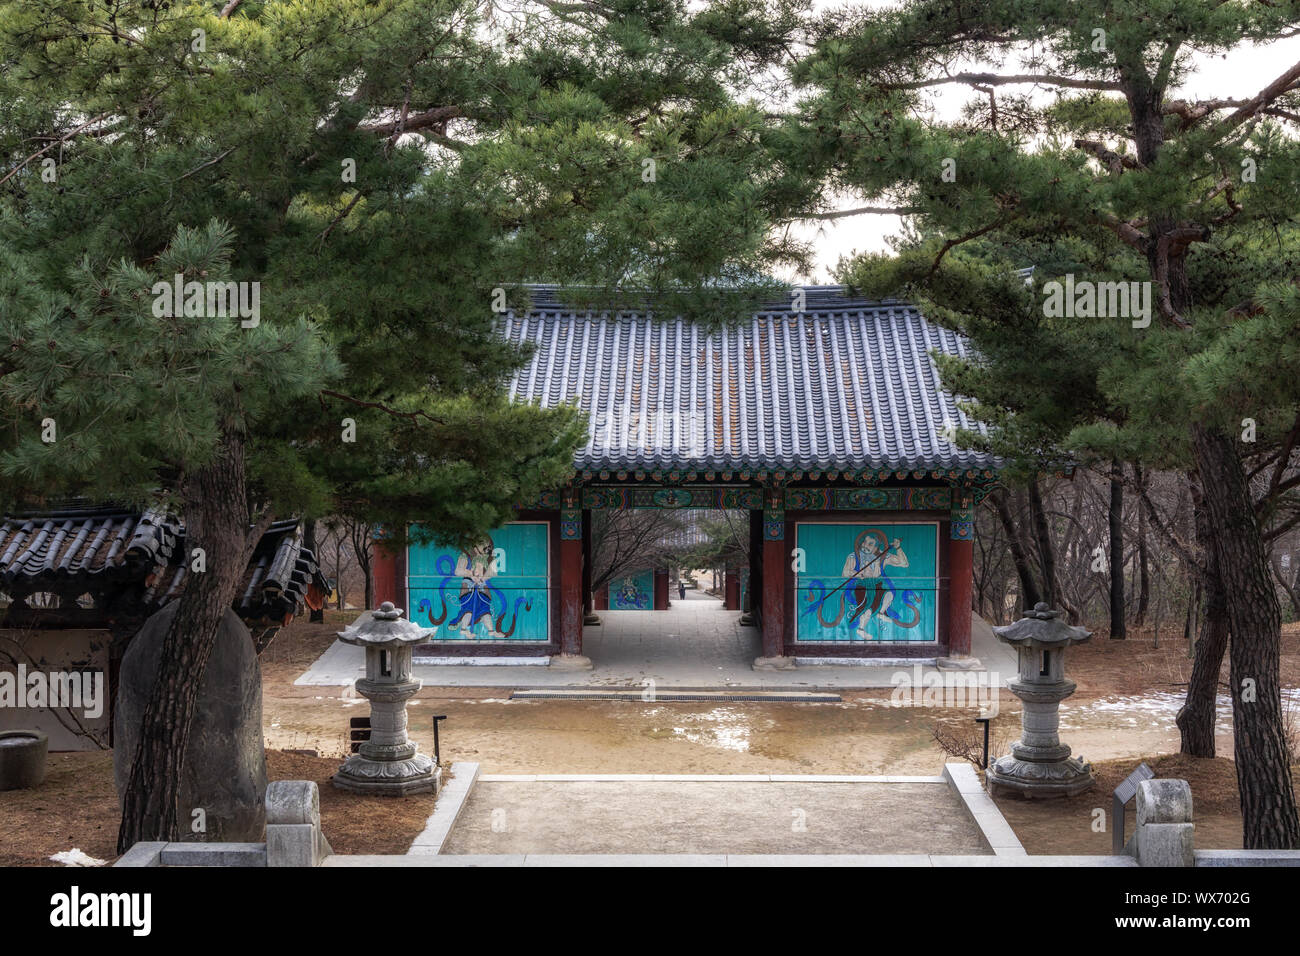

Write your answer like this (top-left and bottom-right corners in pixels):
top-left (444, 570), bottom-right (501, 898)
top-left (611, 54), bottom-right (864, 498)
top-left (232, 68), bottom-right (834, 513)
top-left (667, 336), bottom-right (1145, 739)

top-left (636, 706), bottom-right (772, 752)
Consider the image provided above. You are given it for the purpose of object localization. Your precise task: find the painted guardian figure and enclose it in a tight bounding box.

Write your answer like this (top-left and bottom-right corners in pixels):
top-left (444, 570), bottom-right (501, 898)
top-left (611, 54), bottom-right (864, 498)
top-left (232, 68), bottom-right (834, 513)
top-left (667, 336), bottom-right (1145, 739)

top-left (410, 524), bottom-right (542, 640)
top-left (842, 529), bottom-right (910, 638)
top-left (449, 538), bottom-right (505, 639)
top-left (799, 523), bottom-right (931, 641)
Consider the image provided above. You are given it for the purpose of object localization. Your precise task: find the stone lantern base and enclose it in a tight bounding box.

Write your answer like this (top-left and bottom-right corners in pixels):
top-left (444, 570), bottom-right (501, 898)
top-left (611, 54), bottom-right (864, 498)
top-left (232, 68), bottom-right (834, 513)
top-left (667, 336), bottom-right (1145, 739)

top-left (333, 750), bottom-right (441, 796)
top-left (986, 751), bottom-right (1094, 799)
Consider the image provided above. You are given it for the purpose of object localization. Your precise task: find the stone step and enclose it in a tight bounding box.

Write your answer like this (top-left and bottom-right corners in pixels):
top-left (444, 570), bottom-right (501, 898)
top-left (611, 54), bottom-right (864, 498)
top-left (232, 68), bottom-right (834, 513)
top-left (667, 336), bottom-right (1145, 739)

top-left (508, 689), bottom-right (841, 702)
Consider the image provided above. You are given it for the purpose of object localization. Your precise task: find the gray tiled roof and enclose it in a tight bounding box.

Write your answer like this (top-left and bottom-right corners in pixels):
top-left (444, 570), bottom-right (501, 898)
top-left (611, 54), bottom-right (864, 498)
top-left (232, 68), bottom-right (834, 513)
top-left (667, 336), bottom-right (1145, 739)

top-left (0, 506), bottom-right (328, 626)
top-left (501, 286), bottom-right (998, 475)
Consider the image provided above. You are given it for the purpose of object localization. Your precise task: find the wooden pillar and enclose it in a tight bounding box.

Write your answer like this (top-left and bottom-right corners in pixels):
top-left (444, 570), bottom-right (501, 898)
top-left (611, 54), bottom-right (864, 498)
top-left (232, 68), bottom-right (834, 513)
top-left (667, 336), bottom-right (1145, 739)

top-left (948, 489), bottom-right (974, 657)
top-left (759, 487), bottom-right (787, 661)
top-left (371, 537), bottom-right (404, 610)
top-left (654, 567), bottom-right (669, 609)
top-left (581, 508), bottom-right (599, 624)
top-left (373, 542), bottom-right (398, 607)
top-left (724, 567), bottom-right (740, 609)
top-left (558, 506), bottom-right (584, 658)
top-left (742, 509), bottom-right (762, 627)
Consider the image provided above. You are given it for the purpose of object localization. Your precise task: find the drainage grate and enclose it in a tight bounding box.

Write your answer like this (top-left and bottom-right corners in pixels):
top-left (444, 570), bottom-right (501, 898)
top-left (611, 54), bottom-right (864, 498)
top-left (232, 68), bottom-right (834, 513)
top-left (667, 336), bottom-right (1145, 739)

top-left (509, 691), bottom-right (841, 703)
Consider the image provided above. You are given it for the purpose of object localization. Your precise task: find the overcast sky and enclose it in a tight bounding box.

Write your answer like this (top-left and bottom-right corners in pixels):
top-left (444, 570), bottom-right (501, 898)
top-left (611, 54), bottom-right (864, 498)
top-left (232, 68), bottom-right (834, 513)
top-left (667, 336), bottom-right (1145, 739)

top-left (788, 8), bottom-right (1300, 282)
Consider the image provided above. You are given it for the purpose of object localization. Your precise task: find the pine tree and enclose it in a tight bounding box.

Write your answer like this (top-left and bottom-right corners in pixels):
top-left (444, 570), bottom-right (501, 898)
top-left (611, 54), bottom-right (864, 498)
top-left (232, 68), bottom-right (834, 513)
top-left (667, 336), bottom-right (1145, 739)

top-left (798, 0), bottom-right (1300, 847)
top-left (0, 0), bottom-right (806, 849)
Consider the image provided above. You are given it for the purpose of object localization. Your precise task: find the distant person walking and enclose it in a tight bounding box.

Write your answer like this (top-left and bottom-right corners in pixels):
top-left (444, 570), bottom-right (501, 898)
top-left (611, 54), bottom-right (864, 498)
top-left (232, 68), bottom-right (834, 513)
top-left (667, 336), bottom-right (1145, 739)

top-left (678, 580), bottom-right (687, 600)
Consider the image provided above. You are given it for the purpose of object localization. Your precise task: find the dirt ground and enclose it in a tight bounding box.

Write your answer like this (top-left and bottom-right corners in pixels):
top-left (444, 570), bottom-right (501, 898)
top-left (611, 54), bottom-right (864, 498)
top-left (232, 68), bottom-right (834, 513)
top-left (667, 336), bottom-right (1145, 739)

top-left (262, 613), bottom-right (1300, 777)
top-left (0, 749), bottom-right (439, 866)
top-left (3, 612), bottom-right (1296, 862)
top-left (994, 753), bottom-right (1300, 854)
top-left (259, 611), bottom-right (1300, 853)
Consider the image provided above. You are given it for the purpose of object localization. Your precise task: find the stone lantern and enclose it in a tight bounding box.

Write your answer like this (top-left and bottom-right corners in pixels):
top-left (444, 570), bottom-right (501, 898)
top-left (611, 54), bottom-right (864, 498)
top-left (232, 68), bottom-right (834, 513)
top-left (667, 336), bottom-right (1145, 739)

top-left (332, 602), bottom-right (440, 796)
top-left (986, 603), bottom-right (1095, 798)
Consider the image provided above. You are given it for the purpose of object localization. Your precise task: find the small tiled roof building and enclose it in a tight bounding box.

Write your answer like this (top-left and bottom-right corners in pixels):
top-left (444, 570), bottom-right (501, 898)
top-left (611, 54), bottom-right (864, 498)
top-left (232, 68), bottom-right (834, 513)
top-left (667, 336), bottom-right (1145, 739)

top-left (0, 505), bottom-right (328, 748)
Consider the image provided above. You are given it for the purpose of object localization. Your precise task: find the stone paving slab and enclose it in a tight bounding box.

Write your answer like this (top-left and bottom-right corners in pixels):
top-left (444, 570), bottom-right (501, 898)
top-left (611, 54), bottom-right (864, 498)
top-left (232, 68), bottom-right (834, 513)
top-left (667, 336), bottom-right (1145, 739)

top-left (296, 598), bottom-right (1015, 690)
top-left (438, 779), bottom-right (992, 856)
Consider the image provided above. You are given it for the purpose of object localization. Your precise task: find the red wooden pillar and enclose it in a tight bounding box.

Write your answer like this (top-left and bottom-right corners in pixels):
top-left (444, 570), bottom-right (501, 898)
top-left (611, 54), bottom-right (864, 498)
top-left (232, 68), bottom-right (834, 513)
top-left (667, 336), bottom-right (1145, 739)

top-left (948, 490), bottom-right (974, 657)
top-left (558, 507), bottom-right (584, 657)
top-left (724, 567), bottom-right (740, 610)
top-left (654, 567), bottom-right (669, 609)
top-left (759, 489), bottom-right (787, 661)
top-left (581, 508), bottom-right (599, 624)
top-left (372, 537), bottom-right (403, 610)
top-left (744, 510), bottom-right (763, 628)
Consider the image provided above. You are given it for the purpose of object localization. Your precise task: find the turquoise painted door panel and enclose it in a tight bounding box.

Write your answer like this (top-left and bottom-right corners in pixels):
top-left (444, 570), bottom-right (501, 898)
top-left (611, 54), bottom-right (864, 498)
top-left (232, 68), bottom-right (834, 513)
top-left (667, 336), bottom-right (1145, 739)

top-left (407, 522), bottom-right (549, 641)
top-left (795, 522), bottom-right (939, 642)
top-left (609, 569), bottom-right (653, 610)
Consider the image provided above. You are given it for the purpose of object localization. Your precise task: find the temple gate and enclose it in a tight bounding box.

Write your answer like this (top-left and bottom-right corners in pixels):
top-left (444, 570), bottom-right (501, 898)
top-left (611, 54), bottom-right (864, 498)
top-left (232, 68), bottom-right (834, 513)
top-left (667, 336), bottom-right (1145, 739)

top-left (373, 286), bottom-right (1000, 668)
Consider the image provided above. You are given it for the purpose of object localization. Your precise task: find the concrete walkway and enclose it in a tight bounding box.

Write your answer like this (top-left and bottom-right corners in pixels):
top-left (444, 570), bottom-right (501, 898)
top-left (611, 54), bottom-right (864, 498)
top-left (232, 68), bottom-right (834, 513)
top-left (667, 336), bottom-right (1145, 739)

top-left (438, 778), bottom-right (991, 855)
top-left (295, 593), bottom-right (1017, 690)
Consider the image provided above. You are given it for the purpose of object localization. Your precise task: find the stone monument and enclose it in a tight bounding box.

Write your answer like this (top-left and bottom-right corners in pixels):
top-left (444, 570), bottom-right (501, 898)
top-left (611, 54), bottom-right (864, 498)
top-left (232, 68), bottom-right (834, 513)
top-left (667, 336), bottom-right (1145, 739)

top-left (332, 602), bottom-right (440, 796)
top-left (114, 604), bottom-right (266, 840)
top-left (986, 602), bottom-right (1095, 798)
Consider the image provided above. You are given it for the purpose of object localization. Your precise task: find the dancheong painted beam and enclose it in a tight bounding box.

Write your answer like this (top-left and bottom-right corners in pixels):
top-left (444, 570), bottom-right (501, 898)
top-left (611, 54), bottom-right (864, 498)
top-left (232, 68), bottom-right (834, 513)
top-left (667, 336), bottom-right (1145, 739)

top-left (523, 485), bottom-right (961, 511)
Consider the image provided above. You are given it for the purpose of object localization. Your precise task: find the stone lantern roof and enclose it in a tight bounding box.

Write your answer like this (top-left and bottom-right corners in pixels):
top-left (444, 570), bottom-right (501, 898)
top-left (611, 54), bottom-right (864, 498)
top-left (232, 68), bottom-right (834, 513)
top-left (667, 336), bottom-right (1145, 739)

top-left (992, 603), bottom-right (1092, 648)
top-left (336, 602), bottom-right (427, 647)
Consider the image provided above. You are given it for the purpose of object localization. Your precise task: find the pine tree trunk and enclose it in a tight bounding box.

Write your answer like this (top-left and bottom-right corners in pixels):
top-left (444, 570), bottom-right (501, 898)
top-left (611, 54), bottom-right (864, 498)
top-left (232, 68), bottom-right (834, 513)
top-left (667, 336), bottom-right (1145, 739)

top-left (1177, 594), bottom-right (1227, 757)
top-left (1178, 484), bottom-right (1224, 754)
top-left (1120, 74), bottom-right (1297, 845)
top-left (1027, 477), bottom-right (1058, 606)
top-left (991, 489), bottom-right (1041, 610)
top-left (1135, 464), bottom-right (1150, 626)
top-left (1109, 459), bottom-right (1126, 639)
top-left (1177, 494), bottom-right (1227, 757)
top-left (1191, 424), bottom-right (1300, 849)
top-left (116, 429), bottom-right (262, 851)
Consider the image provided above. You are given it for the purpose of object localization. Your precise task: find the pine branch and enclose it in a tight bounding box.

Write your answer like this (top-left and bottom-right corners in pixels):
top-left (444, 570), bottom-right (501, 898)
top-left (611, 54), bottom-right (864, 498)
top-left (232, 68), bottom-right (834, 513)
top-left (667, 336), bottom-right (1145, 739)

top-left (0, 113), bottom-right (112, 189)
top-left (319, 390), bottom-right (447, 426)
top-left (793, 205), bottom-right (917, 220)
top-left (1074, 139), bottom-right (1143, 174)
top-left (359, 106), bottom-right (465, 137)
top-left (880, 73), bottom-right (1123, 93)
top-left (1214, 61), bottom-right (1300, 137)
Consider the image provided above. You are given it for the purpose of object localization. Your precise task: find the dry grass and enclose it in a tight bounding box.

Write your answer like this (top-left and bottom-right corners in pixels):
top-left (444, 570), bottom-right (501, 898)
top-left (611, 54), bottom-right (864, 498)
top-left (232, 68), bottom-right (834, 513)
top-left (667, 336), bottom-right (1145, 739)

top-left (930, 716), bottom-right (1014, 770)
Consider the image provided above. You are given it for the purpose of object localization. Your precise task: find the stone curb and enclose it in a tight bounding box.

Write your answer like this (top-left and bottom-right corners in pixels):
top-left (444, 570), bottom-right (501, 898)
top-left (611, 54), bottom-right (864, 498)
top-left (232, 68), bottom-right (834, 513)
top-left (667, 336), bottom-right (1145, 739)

top-left (942, 762), bottom-right (1027, 857)
top-left (475, 773), bottom-right (947, 783)
top-left (407, 762), bottom-right (480, 855)
top-left (1194, 849), bottom-right (1300, 867)
top-left (323, 853), bottom-right (1138, 867)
